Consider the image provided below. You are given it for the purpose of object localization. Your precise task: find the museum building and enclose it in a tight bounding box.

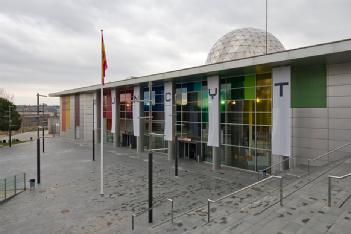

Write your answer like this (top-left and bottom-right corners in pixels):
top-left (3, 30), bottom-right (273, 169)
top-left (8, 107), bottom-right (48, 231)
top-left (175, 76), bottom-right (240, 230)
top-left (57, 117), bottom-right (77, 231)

top-left (50, 28), bottom-right (351, 172)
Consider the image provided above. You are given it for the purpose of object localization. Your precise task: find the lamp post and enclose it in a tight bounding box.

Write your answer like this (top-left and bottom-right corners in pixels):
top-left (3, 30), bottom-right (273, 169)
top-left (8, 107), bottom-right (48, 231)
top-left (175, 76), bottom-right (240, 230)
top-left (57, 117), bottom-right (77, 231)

top-left (36, 93), bottom-right (47, 184)
top-left (8, 106), bottom-right (12, 148)
top-left (42, 103), bottom-right (45, 153)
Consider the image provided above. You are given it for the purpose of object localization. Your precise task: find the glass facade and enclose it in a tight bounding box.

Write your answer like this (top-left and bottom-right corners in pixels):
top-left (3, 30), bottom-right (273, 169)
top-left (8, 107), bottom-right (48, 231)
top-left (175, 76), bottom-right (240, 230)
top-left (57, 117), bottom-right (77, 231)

top-left (97, 72), bottom-right (272, 172)
top-left (143, 84), bottom-right (166, 150)
top-left (220, 72), bottom-right (272, 171)
top-left (119, 87), bottom-right (134, 146)
top-left (175, 79), bottom-right (212, 162)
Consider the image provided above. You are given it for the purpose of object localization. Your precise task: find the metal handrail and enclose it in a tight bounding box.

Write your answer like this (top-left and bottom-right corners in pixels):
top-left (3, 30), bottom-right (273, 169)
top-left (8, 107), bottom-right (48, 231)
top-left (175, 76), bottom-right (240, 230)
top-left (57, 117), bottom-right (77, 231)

top-left (258, 156), bottom-right (298, 180)
top-left (207, 175), bottom-right (283, 222)
top-left (308, 143), bottom-right (351, 174)
top-left (328, 172), bottom-right (351, 207)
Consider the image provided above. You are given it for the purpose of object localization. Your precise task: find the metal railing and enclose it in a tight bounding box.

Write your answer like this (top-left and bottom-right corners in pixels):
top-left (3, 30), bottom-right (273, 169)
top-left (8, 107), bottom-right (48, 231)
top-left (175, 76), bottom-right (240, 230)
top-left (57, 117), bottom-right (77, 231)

top-left (328, 172), bottom-right (351, 207)
top-left (258, 143), bottom-right (351, 180)
top-left (257, 156), bottom-right (298, 180)
top-left (0, 173), bottom-right (26, 202)
top-left (308, 143), bottom-right (351, 174)
top-left (207, 175), bottom-right (283, 222)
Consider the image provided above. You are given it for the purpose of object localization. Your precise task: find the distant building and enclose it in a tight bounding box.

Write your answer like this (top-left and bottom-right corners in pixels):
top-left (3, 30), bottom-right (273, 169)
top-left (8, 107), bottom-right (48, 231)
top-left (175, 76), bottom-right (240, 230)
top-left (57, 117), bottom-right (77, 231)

top-left (50, 27), bottom-right (351, 173)
top-left (16, 105), bottom-right (59, 133)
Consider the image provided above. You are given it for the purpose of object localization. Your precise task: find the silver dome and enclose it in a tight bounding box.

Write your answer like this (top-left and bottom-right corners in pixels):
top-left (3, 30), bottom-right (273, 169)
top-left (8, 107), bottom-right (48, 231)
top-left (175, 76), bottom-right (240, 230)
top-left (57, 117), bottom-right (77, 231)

top-left (206, 28), bottom-right (285, 64)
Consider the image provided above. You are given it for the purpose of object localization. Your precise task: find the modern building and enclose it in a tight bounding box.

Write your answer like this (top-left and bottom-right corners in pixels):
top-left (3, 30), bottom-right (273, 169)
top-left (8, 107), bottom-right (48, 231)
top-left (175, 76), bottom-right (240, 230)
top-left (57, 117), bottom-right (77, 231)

top-left (50, 27), bottom-right (351, 173)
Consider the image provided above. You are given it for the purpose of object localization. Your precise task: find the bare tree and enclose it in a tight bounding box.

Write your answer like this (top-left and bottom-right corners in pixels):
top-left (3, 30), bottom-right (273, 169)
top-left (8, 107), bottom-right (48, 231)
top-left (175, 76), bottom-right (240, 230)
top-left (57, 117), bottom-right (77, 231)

top-left (0, 88), bottom-right (14, 101)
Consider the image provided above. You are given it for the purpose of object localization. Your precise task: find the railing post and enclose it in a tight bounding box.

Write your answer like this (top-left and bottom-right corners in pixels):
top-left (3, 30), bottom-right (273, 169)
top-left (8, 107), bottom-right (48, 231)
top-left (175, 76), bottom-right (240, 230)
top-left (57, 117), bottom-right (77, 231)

top-left (279, 177), bottom-right (283, 206)
top-left (132, 214), bottom-right (135, 231)
top-left (24, 173), bottom-right (26, 191)
top-left (4, 178), bottom-right (6, 200)
top-left (207, 199), bottom-right (212, 223)
top-left (328, 176), bottom-right (332, 207)
top-left (14, 175), bottom-right (16, 194)
top-left (167, 198), bottom-right (174, 224)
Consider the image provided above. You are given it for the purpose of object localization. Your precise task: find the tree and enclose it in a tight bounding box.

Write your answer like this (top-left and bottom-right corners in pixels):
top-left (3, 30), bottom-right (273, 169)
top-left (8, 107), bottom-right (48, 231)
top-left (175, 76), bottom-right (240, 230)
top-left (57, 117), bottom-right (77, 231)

top-left (0, 97), bottom-right (21, 131)
top-left (0, 88), bottom-right (14, 102)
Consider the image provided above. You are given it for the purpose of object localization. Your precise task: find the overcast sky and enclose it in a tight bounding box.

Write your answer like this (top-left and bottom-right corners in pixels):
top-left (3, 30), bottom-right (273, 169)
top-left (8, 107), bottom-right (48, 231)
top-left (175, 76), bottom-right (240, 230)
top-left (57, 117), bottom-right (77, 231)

top-left (1, 0), bottom-right (351, 105)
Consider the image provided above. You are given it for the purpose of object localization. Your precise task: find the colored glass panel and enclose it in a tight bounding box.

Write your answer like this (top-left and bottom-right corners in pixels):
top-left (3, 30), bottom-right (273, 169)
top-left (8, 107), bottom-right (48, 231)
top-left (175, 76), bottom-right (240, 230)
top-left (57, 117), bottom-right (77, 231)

top-left (244, 74), bottom-right (256, 100)
top-left (291, 64), bottom-right (326, 108)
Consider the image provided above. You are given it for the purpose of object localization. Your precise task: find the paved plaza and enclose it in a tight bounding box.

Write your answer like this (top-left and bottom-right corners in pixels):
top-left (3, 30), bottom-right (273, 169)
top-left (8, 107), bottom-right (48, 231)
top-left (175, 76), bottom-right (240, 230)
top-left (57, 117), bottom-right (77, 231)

top-left (0, 137), bottom-right (257, 233)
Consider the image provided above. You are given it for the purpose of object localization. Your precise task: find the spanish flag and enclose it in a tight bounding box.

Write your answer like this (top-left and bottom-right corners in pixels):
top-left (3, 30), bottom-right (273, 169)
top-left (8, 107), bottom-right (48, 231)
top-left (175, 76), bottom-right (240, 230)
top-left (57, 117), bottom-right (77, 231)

top-left (101, 30), bottom-right (108, 85)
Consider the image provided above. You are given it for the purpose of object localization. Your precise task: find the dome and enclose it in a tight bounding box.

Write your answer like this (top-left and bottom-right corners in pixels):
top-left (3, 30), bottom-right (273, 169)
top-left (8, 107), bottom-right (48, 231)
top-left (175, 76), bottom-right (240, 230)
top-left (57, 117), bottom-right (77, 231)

top-left (205, 27), bottom-right (285, 64)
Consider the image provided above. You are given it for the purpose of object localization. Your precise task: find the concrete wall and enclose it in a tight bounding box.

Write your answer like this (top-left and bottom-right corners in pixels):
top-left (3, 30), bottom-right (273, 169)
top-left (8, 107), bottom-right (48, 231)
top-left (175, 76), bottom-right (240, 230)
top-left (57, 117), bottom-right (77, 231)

top-left (79, 93), bottom-right (95, 141)
top-left (327, 62), bottom-right (351, 156)
top-left (293, 61), bottom-right (351, 165)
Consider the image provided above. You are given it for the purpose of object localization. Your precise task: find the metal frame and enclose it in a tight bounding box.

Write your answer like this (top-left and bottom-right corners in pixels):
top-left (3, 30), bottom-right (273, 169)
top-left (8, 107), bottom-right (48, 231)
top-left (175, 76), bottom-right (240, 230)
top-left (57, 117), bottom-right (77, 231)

top-left (328, 173), bottom-right (351, 207)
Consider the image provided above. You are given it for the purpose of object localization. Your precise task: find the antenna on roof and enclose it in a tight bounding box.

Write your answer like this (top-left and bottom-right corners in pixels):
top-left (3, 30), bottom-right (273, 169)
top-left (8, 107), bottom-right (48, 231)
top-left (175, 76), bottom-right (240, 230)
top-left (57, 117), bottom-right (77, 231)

top-left (265, 0), bottom-right (268, 54)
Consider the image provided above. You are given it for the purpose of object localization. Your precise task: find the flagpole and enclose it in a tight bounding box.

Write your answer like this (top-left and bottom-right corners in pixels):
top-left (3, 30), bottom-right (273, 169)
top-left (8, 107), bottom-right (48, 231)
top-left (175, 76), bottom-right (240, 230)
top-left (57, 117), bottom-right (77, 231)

top-left (100, 29), bottom-right (104, 196)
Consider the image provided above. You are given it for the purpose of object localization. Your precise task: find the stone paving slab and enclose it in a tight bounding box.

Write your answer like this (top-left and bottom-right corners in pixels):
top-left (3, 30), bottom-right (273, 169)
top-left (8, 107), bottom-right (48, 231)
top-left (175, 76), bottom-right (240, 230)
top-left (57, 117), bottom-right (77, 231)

top-left (0, 137), bottom-right (257, 234)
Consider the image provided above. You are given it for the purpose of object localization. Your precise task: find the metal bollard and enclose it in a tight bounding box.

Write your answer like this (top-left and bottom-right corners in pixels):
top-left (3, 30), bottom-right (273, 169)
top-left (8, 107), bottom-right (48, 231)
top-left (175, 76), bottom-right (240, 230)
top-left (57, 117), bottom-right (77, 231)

top-left (4, 178), bottom-right (6, 199)
top-left (132, 214), bottom-right (135, 230)
top-left (24, 173), bottom-right (26, 191)
top-left (207, 199), bottom-right (213, 223)
top-left (279, 177), bottom-right (283, 206)
top-left (167, 198), bottom-right (174, 224)
top-left (14, 175), bottom-right (16, 194)
top-left (328, 176), bottom-right (332, 207)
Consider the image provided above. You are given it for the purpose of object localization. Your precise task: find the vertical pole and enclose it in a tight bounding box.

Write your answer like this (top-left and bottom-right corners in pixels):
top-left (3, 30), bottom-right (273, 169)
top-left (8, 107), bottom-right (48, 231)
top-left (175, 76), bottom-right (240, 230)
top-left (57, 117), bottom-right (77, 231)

top-left (132, 214), bottom-right (135, 230)
top-left (8, 106), bottom-right (11, 148)
top-left (24, 173), bottom-right (26, 191)
top-left (279, 177), bottom-right (283, 206)
top-left (14, 175), bottom-right (16, 194)
top-left (148, 152), bottom-right (153, 223)
top-left (307, 159), bottom-right (310, 174)
top-left (93, 99), bottom-right (95, 161)
top-left (100, 86), bottom-right (104, 195)
top-left (100, 29), bottom-right (104, 196)
top-left (328, 176), bottom-right (332, 207)
top-left (207, 199), bottom-right (211, 223)
top-left (170, 199), bottom-right (174, 224)
top-left (37, 93), bottom-right (41, 184)
top-left (175, 136), bottom-right (178, 176)
top-left (265, 0), bottom-right (268, 54)
top-left (4, 178), bottom-right (6, 199)
top-left (42, 103), bottom-right (45, 153)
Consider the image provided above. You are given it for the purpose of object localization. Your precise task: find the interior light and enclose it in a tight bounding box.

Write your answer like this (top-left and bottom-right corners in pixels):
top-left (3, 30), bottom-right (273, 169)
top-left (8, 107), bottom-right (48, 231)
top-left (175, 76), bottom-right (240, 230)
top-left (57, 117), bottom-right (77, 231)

top-left (256, 98), bottom-right (261, 103)
top-left (221, 100), bottom-right (226, 105)
top-left (231, 100), bottom-right (236, 105)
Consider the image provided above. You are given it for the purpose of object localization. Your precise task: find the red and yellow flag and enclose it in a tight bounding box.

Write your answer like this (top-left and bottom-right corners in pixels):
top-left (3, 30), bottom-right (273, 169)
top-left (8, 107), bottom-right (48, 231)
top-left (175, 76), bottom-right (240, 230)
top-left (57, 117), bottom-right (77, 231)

top-left (101, 30), bottom-right (108, 85)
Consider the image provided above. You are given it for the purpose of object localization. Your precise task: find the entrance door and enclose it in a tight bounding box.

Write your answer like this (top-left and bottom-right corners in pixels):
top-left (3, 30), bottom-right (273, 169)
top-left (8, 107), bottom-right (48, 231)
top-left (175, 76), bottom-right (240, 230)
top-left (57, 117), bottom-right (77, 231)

top-left (178, 141), bottom-right (198, 160)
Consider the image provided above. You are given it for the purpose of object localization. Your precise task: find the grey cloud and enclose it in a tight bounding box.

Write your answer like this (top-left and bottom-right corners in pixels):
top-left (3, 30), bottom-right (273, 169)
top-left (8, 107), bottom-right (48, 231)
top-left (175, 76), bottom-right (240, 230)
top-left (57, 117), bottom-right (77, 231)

top-left (0, 0), bottom-right (350, 105)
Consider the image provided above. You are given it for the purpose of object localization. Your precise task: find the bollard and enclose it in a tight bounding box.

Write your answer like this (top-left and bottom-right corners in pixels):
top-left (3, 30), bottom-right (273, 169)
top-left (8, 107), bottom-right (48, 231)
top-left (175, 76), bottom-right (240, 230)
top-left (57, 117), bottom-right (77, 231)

top-left (167, 198), bottom-right (174, 224)
top-left (279, 177), bottom-right (283, 206)
top-left (328, 176), bottom-right (332, 207)
top-left (148, 152), bottom-right (153, 223)
top-left (24, 173), bottom-right (26, 191)
top-left (4, 178), bottom-right (6, 199)
top-left (207, 199), bottom-right (212, 223)
top-left (132, 214), bottom-right (135, 230)
top-left (14, 175), bottom-right (16, 194)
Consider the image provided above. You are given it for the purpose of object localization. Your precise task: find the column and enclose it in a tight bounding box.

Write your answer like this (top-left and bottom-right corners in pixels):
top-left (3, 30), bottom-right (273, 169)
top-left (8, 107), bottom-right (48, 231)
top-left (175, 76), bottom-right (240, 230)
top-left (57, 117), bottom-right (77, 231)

top-left (114, 88), bottom-right (121, 147)
top-left (207, 75), bottom-right (221, 170)
top-left (164, 81), bottom-right (175, 160)
top-left (133, 86), bottom-right (144, 153)
top-left (95, 91), bottom-right (101, 143)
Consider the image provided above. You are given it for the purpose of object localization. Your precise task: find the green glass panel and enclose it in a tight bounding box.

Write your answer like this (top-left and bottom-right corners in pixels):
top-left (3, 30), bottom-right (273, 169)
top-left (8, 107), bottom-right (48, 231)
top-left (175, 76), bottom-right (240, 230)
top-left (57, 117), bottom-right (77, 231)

top-left (194, 82), bottom-right (202, 91)
top-left (244, 74), bottom-right (256, 100)
top-left (291, 64), bottom-right (326, 108)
